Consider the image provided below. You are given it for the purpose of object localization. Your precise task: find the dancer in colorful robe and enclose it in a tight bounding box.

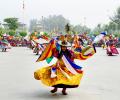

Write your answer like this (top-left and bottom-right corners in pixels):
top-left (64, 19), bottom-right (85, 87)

top-left (106, 36), bottom-right (119, 56)
top-left (34, 38), bottom-right (96, 95)
top-left (72, 35), bottom-right (84, 52)
top-left (0, 37), bottom-right (10, 52)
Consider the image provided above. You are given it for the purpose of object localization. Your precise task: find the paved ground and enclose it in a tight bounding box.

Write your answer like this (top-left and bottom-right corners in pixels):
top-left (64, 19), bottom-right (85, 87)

top-left (0, 47), bottom-right (120, 100)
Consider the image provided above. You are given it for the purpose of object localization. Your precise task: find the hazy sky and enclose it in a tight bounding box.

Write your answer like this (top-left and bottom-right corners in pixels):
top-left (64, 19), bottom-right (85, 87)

top-left (0, 0), bottom-right (120, 28)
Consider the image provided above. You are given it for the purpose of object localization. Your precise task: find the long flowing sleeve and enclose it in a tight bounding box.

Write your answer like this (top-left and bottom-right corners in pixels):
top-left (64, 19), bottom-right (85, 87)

top-left (74, 45), bottom-right (96, 60)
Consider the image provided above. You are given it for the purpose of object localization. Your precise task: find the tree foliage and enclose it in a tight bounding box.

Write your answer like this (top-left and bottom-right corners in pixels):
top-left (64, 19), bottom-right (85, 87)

top-left (19, 32), bottom-right (27, 37)
top-left (42, 15), bottom-right (69, 32)
top-left (4, 18), bottom-right (19, 31)
top-left (65, 23), bottom-right (71, 34)
top-left (111, 7), bottom-right (120, 24)
top-left (72, 25), bottom-right (91, 34)
top-left (29, 19), bottom-right (37, 32)
top-left (29, 15), bottom-right (69, 33)
top-left (0, 27), bottom-right (4, 35)
top-left (9, 30), bottom-right (15, 36)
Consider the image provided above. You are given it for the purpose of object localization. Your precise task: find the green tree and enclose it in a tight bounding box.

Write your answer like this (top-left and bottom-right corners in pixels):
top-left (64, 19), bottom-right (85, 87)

top-left (32, 15), bottom-right (69, 33)
top-left (19, 32), bottom-right (27, 37)
top-left (9, 30), bottom-right (15, 36)
top-left (0, 27), bottom-right (4, 36)
top-left (93, 24), bottom-right (103, 35)
top-left (4, 18), bottom-right (19, 31)
top-left (29, 19), bottom-right (37, 32)
top-left (111, 7), bottom-right (120, 24)
top-left (65, 23), bottom-right (71, 34)
top-left (73, 25), bottom-right (90, 34)
top-left (102, 24), bottom-right (109, 32)
top-left (110, 6), bottom-right (120, 32)
top-left (0, 27), bottom-right (8, 36)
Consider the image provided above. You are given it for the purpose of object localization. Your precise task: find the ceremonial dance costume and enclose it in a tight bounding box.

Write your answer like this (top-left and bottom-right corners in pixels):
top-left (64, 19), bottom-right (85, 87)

top-left (34, 37), bottom-right (96, 95)
top-left (106, 37), bottom-right (119, 56)
top-left (0, 37), bottom-right (10, 52)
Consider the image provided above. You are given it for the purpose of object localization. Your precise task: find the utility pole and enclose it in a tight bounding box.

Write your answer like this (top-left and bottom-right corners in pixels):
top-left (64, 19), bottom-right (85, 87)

top-left (83, 17), bottom-right (86, 33)
top-left (42, 16), bottom-right (44, 32)
top-left (22, 0), bottom-right (25, 31)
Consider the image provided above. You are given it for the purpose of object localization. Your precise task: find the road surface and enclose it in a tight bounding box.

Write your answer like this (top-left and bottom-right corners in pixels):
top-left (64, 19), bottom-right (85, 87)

top-left (0, 47), bottom-right (120, 100)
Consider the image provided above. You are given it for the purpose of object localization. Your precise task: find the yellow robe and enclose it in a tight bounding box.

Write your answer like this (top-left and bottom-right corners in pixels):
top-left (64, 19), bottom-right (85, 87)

top-left (34, 59), bottom-right (83, 87)
top-left (34, 45), bottom-right (95, 87)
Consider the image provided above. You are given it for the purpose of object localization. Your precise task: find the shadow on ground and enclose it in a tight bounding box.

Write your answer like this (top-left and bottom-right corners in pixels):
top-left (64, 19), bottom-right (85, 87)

top-left (16, 90), bottom-right (69, 100)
